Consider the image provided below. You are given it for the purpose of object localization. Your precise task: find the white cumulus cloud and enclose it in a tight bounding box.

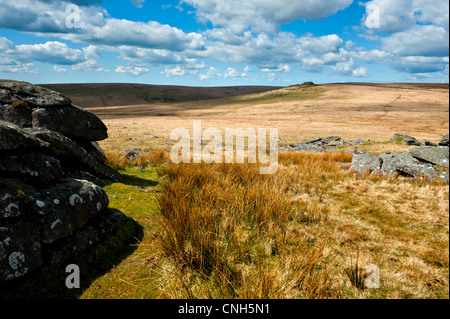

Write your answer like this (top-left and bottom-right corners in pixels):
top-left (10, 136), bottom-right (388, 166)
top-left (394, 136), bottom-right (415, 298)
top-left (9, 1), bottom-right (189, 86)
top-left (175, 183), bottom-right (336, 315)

top-left (115, 64), bottom-right (149, 76)
top-left (183, 0), bottom-right (353, 33)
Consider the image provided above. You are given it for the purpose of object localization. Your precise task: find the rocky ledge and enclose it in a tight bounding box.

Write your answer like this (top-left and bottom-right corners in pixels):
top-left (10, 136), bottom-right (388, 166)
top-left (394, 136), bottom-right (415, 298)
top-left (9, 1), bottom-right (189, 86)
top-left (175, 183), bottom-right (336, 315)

top-left (0, 80), bottom-right (126, 283)
top-left (350, 135), bottom-right (449, 182)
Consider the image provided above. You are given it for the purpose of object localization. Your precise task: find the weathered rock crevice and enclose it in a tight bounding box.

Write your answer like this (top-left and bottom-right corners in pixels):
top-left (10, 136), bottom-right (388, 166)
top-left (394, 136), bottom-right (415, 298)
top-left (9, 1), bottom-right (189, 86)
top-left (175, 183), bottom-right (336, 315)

top-left (0, 80), bottom-right (127, 284)
top-left (350, 134), bottom-right (449, 182)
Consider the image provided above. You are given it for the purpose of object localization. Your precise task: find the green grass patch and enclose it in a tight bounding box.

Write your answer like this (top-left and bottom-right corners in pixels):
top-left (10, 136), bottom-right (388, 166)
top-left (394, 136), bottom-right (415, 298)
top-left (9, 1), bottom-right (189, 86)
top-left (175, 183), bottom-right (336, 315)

top-left (0, 167), bottom-right (162, 299)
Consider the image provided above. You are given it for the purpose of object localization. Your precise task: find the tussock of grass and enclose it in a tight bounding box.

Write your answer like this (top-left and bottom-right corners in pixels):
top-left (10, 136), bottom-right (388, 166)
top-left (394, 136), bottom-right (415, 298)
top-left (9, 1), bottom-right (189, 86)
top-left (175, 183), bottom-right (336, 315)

top-left (105, 150), bottom-right (170, 170)
top-left (105, 151), bottom-right (128, 170)
top-left (82, 150), bottom-right (449, 299)
top-left (152, 152), bottom-right (354, 299)
top-left (135, 150), bottom-right (170, 167)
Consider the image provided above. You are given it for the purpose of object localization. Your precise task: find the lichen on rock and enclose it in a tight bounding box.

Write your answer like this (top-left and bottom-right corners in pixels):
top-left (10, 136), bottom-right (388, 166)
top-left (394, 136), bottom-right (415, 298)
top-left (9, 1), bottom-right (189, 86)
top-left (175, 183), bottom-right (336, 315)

top-left (0, 80), bottom-right (126, 284)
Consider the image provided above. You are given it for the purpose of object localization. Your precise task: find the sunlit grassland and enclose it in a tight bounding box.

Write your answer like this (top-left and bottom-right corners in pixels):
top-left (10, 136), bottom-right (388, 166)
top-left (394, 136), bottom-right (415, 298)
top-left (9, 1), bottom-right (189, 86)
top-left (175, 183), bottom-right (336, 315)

top-left (174, 85), bottom-right (326, 112)
top-left (75, 150), bottom-right (449, 299)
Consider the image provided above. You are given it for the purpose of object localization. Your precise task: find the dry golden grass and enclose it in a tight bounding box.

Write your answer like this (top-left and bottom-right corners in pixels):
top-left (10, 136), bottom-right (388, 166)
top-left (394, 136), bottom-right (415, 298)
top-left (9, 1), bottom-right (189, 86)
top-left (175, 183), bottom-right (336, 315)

top-left (93, 83), bottom-right (449, 299)
top-left (95, 83), bottom-right (449, 152)
top-left (105, 150), bottom-right (170, 170)
top-left (154, 158), bottom-right (342, 299)
top-left (102, 149), bottom-right (447, 299)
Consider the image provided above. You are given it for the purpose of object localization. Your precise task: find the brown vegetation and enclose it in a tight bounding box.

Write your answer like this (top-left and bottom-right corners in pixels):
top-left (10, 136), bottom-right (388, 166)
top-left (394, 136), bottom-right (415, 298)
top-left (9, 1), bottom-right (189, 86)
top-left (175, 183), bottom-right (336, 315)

top-left (91, 83), bottom-right (448, 299)
top-left (103, 149), bottom-right (448, 298)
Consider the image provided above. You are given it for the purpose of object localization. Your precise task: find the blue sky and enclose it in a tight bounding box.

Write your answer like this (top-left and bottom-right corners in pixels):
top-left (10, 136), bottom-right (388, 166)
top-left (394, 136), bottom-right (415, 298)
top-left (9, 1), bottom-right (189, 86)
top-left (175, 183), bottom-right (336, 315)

top-left (0, 0), bottom-right (448, 86)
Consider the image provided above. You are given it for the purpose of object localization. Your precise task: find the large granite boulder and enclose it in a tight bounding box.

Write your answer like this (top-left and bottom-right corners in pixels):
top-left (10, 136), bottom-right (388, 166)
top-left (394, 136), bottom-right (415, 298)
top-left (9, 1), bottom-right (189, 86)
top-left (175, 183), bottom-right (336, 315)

top-left (409, 146), bottom-right (449, 168)
top-left (0, 80), bottom-right (71, 108)
top-left (0, 121), bottom-right (48, 152)
top-left (390, 133), bottom-right (421, 146)
top-left (0, 80), bottom-right (126, 284)
top-left (0, 80), bottom-right (107, 141)
top-left (24, 127), bottom-right (122, 182)
top-left (439, 135), bottom-right (449, 147)
top-left (32, 106), bottom-right (108, 141)
top-left (351, 152), bottom-right (382, 175)
top-left (0, 152), bottom-right (65, 187)
top-left (289, 143), bottom-right (325, 152)
top-left (45, 209), bottom-right (126, 265)
top-left (0, 219), bottom-right (42, 282)
top-left (0, 104), bottom-right (32, 128)
top-left (35, 178), bottom-right (110, 244)
top-left (379, 151), bottom-right (443, 180)
top-left (350, 150), bottom-right (449, 182)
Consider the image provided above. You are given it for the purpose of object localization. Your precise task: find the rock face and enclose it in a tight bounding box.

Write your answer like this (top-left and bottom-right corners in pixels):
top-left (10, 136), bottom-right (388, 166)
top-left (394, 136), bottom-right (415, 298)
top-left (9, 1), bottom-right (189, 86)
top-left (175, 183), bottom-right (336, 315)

top-left (351, 152), bottom-right (382, 175)
top-left (439, 135), bottom-right (449, 147)
top-left (350, 140), bottom-right (449, 182)
top-left (0, 80), bottom-right (126, 284)
top-left (32, 106), bottom-right (108, 141)
top-left (125, 148), bottom-right (143, 161)
top-left (409, 147), bottom-right (449, 167)
top-left (390, 133), bottom-right (421, 146)
top-left (286, 136), bottom-right (346, 152)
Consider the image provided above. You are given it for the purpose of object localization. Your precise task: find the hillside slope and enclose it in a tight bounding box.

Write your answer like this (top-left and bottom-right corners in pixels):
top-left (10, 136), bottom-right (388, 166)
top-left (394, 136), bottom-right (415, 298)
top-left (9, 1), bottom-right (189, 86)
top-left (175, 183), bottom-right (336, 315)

top-left (39, 83), bottom-right (281, 108)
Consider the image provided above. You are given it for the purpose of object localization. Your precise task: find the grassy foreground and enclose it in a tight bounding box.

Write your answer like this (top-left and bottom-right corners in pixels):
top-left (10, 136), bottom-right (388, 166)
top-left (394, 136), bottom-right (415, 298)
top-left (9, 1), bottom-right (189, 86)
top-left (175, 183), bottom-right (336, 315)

top-left (81, 150), bottom-right (448, 299)
top-left (1, 150), bottom-right (447, 299)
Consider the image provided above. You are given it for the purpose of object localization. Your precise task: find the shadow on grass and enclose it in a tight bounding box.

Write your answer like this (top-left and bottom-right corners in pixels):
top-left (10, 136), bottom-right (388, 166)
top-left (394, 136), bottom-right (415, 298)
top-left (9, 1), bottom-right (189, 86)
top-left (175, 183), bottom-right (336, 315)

top-left (0, 216), bottom-right (144, 299)
top-left (100, 171), bottom-right (160, 189)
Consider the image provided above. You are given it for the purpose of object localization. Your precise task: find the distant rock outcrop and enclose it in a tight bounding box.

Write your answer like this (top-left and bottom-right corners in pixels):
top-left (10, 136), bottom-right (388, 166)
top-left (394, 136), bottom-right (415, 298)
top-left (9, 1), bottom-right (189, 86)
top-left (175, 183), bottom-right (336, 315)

top-left (0, 80), bottom-right (126, 283)
top-left (280, 135), bottom-right (362, 152)
top-left (439, 135), bottom-right (449, 147)
top-left (350, 137), bottom-right (449, 182)
top-left (409, 147), bottom-right (449, 167)
top-left (390, 133), bottom-right (421, 146)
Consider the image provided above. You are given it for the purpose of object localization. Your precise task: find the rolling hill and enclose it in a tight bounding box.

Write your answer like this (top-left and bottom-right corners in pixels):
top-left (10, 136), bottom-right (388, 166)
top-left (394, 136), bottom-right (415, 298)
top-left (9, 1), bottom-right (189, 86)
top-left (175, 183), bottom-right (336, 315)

top-left (39, 83), bottom-right (281, 108)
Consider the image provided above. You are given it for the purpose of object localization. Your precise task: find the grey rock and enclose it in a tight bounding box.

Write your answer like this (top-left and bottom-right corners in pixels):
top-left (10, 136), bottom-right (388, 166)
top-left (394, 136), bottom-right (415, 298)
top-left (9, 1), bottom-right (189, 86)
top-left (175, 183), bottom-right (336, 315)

top-left (32, 105), bottom-right (108, 141)
top-left (0, 80), bottom-right (71, 108)
top-left (303, 137), bottom-right (322, 144)
top-left (0, 89), bottom-right (12, 104)
top-left (409, 146), bottom-right (449, 167)
top-left (36, 178), bottom-right (109, 244)
top-left (0, 220), bottom-right (42, 282)
top-left (0, 103), bottom-right (32, 128)
top-left (125, 148), bottom-right (143, 161)
top-left (24, 128), bottom-right (122, 182)
top-left (403, 136), bottom-right (421, 146)
top-left (439, 135), bottom-right (449, 147)
top-left (322, 136), bottom-right (344, 146)
top-left (44, 209), bottom-right (126, 265)
top-left (390, 133), bottom-right (420, 145)
top-left (25, 127), bottom-right (88, 159)
top-left (422, 140), bottom-right (438, 147)
top-left (78, 141), bottom-right (107, 164)
top-left (379, 151), bottom-right (413, 178)
top-left (290, 143), bottom-right (325, 152)
top-left (390, 133), bottom-right (414, 141)
top-left (0, 177), bottom-right (38, 220)
top-left (0, 81), bottom-right (127, 284)
top-left (351, 152), bottom-right (382, 175)
top-left (347, 139), bottom-right (366, 146)
top-left (0, 153), bottom-right (64, 186)
top-left (380, 151), bottom-right (445, 181)
top-left (0, 120), bottom-right (48, 152)
top-left (299, 136), bottom-right (344, 149)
